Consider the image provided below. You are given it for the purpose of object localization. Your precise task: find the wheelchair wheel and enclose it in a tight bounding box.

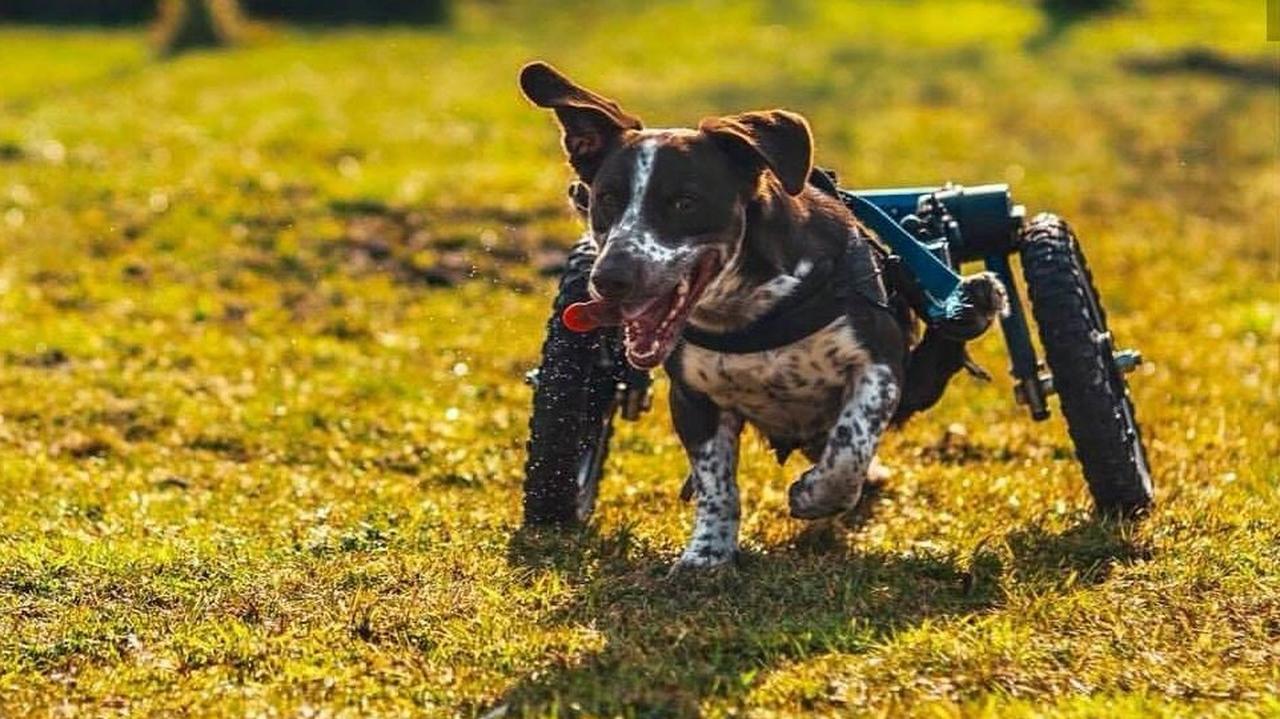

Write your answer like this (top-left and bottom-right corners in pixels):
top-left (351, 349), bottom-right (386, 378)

top-left (1020, 214), bottom-right (1154, 516)
top-left (522, 238), bottom-right (624, 525)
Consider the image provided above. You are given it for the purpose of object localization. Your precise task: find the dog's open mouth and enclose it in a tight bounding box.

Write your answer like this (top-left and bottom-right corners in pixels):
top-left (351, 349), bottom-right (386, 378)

top-left (562, 252), bottom-right (721, 369)
top-left (620, 253), bottom-right (721, 369)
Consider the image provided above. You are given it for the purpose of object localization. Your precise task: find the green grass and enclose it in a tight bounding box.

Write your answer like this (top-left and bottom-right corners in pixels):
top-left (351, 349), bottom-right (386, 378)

top-left (0, 1), bottom-right (1277, 716)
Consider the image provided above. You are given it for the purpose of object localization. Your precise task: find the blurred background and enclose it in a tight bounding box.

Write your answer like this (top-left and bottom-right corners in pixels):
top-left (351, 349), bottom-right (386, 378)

top-left (0, 0), bottom-right (449, 25)
top-left (0, 1), bottom-right (1277, 715)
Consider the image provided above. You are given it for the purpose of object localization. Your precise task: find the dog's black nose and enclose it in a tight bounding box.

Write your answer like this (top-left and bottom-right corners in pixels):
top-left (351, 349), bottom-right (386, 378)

top-left (590, 255), bottom-right (638, 300)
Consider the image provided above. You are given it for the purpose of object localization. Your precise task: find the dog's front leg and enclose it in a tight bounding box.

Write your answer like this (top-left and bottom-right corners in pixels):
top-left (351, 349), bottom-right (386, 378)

top-left (675, 411), bottom-right (744, 569)
top-left (789, 363), bottom-right (900, 519)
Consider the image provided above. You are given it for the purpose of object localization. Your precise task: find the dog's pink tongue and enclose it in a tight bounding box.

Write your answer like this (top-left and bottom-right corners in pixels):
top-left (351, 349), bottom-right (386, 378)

top-left (562, 300), bottom-right (621, 333)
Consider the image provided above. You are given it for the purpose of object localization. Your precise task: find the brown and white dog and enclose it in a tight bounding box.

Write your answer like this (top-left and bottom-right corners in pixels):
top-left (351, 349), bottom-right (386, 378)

top-left (520, 61), bottom-right (995, 569)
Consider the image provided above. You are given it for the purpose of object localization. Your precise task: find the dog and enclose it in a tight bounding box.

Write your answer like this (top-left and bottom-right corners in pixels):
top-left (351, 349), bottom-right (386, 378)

top-left (520, 61), bottom-right (1003, 569)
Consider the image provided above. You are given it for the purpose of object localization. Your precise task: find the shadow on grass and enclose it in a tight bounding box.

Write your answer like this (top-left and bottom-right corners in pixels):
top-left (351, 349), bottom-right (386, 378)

top-left (1120, 48), bottom-right (1280, 87)
top-left (1001, 516), bottom-right (1152, 589)
top-left (499, 513), bottom-right (1146, 716)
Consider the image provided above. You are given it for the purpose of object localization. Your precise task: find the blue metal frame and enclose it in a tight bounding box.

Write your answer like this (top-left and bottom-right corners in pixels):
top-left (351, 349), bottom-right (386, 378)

top-left (841, 191), bottom-right (961, 321)
top-left (984, 253), bottom-right (1049, 419)
top-left (846, 184), bottom-right (1050, 421)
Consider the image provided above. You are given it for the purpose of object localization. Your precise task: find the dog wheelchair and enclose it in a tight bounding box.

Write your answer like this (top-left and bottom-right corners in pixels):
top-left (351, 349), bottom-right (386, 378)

top-left (522, 173), bottom-right (1152, 525)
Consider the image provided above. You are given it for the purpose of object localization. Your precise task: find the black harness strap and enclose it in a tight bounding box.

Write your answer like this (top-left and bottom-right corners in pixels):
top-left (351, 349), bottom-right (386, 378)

top-left (681, 234), bottom-right (891, 354)
top-left (680, 169), bottom-right (907, 355)
top-left (680, 260), bottom-right (848, 353)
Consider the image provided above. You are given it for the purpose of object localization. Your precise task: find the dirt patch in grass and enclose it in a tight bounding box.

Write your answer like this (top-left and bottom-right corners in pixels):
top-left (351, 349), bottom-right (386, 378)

top-left (326, 201), bottom-right (571, 289)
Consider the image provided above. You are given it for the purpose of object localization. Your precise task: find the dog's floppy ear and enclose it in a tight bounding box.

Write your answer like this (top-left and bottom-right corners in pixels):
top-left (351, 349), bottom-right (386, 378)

top-left (519, 61), bottom-right (643, 182)
top-left (700, 110), bottom-right (813, 196)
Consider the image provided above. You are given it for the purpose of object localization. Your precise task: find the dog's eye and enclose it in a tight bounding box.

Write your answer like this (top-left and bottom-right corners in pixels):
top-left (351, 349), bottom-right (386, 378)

top-left (671, 195), bottom-right (698, 213)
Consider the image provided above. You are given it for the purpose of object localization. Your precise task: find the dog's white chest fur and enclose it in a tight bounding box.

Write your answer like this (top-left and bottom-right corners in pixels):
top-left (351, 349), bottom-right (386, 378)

top-left (679, 317), bottom-right (870, 445)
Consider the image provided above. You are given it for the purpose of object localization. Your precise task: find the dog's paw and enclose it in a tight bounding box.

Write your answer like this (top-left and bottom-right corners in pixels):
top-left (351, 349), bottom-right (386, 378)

top-left (788, 466), bottom-right (863, 520)
top-left (936, 272), bottom-right (1009, 342)
top-left (668, 547), bottom-right (737, 578)
top-left (867, 455), bottom-right (894, 483)
top-left (961, 271), bottom-right (1010, 321)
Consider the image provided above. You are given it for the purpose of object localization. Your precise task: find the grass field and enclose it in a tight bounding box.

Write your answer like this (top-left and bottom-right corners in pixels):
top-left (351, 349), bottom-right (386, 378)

top-left (1, 1), bottom-right (1277, 716)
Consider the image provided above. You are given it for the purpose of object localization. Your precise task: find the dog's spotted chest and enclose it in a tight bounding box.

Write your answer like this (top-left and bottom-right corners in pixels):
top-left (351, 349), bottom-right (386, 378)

top-left (679, 317), bottom-right (871, 447)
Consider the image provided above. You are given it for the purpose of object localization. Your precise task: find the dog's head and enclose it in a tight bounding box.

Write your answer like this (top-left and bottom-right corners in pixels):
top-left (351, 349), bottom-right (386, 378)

top-left (520, 61), bottom-right (813, 369)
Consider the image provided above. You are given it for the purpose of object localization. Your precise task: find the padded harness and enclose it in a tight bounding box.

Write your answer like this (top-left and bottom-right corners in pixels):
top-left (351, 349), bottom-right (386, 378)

top-left (680, 172), bottom-right (904, 355)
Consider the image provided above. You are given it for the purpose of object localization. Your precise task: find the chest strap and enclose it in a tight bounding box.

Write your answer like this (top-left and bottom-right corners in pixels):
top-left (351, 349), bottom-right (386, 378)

top-left (681, 238), bottom-right (886, 354)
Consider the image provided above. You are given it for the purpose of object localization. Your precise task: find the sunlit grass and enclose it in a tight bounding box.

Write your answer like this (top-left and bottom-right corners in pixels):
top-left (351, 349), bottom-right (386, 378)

top-left (0, 0), bottom-right (1276, 716)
